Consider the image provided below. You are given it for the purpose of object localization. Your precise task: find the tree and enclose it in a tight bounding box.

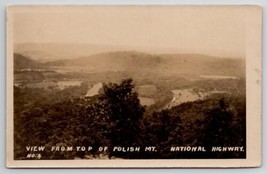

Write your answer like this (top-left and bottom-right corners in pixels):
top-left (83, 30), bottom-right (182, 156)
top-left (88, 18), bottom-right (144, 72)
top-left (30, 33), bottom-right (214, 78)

top-left (100, 78), bottom-right (145, 158)
top-left (198, 98), bottom-right (237, 158)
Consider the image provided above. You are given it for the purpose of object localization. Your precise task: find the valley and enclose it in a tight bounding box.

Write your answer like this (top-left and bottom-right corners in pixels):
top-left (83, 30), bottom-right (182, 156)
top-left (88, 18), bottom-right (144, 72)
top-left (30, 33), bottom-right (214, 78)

top-left (13, 51), bottom-right (245, 109)
top-left (13, 49), bottom-right (246, 160)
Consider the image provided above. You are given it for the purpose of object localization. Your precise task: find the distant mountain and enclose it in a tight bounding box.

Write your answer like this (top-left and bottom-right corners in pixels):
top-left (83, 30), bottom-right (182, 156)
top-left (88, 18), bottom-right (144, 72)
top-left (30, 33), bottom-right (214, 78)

top-left (46, 51), bottom-right (245, 77)
top-left (160, 53), bottom-right (245, 76)
top-left (46, 51), bottom-right (161, 72)
top-left (14, 43), bottom-right (244, 62)
top-left (14, 53), bottom-right (45, 70)
top-left (14, 43), bottom-right (130, 62)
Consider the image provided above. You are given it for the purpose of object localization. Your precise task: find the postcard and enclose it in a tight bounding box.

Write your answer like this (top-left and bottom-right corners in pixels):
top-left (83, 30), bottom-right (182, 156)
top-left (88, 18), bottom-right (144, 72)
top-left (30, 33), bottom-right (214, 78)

top-left (6, 5), bottom-right (262, 168)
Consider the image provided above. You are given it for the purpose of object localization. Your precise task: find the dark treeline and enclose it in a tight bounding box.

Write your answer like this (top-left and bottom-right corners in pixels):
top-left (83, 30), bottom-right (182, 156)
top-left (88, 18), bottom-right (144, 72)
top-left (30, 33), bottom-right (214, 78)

top-left (14, 78), bottom-right (246, 159)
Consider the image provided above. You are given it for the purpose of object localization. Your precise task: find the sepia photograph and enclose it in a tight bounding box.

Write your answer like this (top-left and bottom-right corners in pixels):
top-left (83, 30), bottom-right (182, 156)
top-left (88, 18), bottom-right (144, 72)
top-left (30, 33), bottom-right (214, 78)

top-left (6, 5), bottom-right (262, 168)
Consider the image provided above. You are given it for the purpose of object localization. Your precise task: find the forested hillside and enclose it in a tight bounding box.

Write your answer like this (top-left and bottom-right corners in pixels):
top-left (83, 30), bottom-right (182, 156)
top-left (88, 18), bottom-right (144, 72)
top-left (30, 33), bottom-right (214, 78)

top-left (14, 78), bottom-right (246, 159)
top-left (14, 53), bottom-right (45, 70)
top-left (45, 51), bottom-right (245, 77)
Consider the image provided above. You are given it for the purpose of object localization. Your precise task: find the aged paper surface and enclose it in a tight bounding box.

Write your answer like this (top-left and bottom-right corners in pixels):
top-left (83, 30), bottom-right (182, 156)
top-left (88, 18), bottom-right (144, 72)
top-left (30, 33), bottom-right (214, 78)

top-left (6, 5), bottom-right (262, 168)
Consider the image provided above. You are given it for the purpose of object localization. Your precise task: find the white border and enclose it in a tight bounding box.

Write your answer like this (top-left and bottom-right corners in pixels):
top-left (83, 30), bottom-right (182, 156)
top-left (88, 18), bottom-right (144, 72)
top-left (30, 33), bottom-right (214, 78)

top-left (6, 5), bottom-right (262, 168)
top-left (0, 0), bottom-right (267, 174)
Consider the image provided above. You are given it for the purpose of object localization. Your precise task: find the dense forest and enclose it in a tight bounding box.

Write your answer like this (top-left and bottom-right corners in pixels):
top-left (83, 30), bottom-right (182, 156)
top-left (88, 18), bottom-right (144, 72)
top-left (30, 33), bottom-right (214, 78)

top-left (14, 78), bottom-right (246, 159)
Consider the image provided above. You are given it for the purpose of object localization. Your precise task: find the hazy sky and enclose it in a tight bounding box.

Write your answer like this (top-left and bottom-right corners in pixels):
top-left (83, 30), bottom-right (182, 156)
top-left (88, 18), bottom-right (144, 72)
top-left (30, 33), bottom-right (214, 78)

top-left (13, 6), bottom-right (246, 57)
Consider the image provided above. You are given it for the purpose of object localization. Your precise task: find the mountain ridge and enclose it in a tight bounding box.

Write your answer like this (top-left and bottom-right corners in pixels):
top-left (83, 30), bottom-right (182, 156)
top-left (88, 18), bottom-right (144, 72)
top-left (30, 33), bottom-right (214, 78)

top-left (14, 51), bottom-right (245, 77)
top-left (45, 51), bottom-right (245, 76)
top-left (14, 53), bottom-right (45, 70)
